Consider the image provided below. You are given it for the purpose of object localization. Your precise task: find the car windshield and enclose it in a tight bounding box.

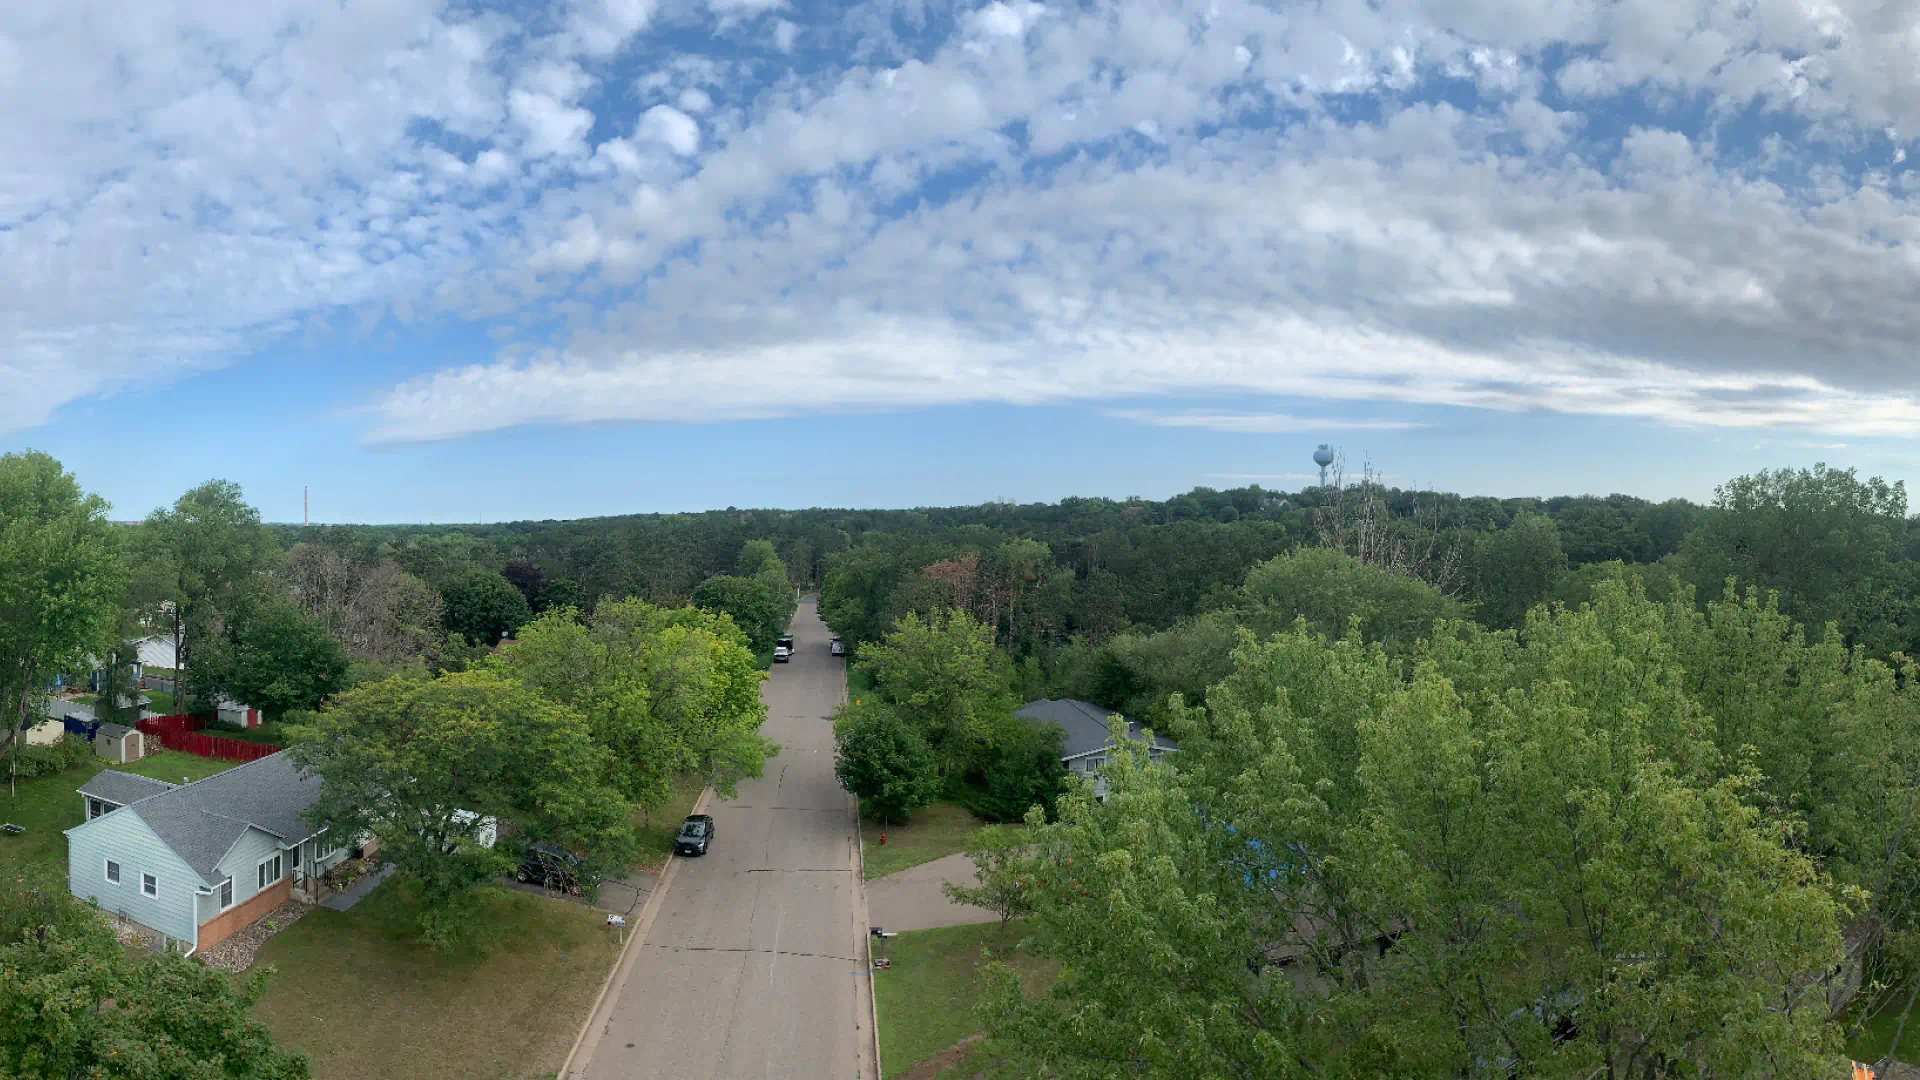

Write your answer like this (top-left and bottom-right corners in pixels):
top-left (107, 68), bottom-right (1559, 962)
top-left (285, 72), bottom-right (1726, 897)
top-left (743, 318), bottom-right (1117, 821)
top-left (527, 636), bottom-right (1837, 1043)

top-left (680, 822), bottom-right (706, 837)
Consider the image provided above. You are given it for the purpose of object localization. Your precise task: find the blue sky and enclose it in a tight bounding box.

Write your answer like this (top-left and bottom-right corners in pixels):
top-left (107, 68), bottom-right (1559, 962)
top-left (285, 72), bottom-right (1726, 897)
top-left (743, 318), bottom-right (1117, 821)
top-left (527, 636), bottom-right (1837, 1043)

top-left (5, 0), bottom-right (1919, 523)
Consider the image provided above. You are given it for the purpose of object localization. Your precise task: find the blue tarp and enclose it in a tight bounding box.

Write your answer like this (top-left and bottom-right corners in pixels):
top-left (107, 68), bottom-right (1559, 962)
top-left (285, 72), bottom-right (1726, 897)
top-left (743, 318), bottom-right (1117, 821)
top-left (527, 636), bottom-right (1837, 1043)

top-left (63, 715), bottom-right (100, 741)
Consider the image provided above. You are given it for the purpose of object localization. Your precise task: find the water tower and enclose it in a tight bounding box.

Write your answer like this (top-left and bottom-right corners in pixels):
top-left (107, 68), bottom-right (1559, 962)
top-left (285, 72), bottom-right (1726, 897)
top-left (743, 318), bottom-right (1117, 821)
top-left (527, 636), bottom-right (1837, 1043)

top-left (1312, 444), bottom-right (1335, 488)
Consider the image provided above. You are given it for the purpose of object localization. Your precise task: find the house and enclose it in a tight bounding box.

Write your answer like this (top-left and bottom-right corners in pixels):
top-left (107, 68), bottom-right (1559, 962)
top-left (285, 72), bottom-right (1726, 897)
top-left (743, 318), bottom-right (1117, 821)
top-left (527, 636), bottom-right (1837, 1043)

top-left (64, 750), bottom-right (347, 955)
top-left (92, 722), bottom-right (145, 763)
top-left (1014, 698), bottom-right (1180, 800)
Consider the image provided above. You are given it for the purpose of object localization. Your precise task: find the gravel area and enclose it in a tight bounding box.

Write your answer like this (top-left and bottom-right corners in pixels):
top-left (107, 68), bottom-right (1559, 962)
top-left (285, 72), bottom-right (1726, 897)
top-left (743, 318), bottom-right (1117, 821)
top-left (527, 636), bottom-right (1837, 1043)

top-left (197, 899), bottom-right (314, 972)
top-left (103, 911), bottom-right (157, 951)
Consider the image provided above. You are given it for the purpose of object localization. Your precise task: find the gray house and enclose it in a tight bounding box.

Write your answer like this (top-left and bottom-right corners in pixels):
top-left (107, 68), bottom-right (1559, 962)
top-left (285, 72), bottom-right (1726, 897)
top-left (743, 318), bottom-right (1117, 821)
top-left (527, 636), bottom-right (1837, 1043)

top-left (65, 751), bottom-right (347, 955)
top-left (1014, 699), bottom-right (1179, 800)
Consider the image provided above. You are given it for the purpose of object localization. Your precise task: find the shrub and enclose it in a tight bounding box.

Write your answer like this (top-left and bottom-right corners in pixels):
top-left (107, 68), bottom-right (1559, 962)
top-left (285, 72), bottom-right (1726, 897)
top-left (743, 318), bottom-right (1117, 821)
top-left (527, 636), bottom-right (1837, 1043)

top-left (9, 734), bottom-right (94, 780)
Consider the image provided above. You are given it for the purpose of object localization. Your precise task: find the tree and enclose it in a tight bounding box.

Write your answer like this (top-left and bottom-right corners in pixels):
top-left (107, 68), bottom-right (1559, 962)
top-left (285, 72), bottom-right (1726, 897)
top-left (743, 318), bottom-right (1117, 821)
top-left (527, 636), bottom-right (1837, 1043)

top-left (288, 671), bottom-right (633, 946)
top-left (1681, 463), bottom-right (1906, 651)
top-left (0, 452), bottom-right (127, 796)
top-left (1464, 512), bottom-right (1566, 629)
top-left (982, 583), bottom-right (1851, 1080)
top-left (539, 577), bottom-right (584, 613)
top-left (1237, 546), bottom-right (1466, 651)
top-left (832, 701), bottom-right (938, 823)
top-left (854, 608), bottom-right (1014, 775)
top-left (135, 480), bottom-right (276, 715)
top-left (93, 640), bottom-right (143, 728)
top-left (501, 559), bottom-right (546, 607)
top-left (941, 823), bottom-right (1035, 941)
top-left (0, 866), bottom-right (309, 1079)
top-left (284, 545), bottom-right (448, 664)
top-left (691, 573), bottom-right (787, 654)
top-left (216, 603), bottom-right (350, 720)
top-left (439, 567), bottom-right (532, 649)
top-left (973, 719), bottom-right (1067, 823)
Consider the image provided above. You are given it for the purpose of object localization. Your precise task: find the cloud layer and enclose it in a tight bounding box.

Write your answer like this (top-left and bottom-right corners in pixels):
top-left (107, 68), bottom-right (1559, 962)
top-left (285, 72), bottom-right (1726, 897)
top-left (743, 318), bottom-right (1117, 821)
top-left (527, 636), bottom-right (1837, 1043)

top-left (7, 0), bottom-right (1920, 442)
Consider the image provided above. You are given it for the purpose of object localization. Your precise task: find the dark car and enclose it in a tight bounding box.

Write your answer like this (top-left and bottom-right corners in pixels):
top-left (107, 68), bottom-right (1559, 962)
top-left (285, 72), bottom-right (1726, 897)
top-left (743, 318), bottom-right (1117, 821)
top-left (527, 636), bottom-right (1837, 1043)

top-left (675, 814), bottom-right (715, 856)
top-left (516, 841), bottom-right (598, 892)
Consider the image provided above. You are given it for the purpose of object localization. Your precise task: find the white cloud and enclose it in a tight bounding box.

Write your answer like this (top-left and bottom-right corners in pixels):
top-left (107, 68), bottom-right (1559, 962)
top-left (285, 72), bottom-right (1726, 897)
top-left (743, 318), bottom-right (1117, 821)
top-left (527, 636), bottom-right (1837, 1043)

top-left (1108, 411), bottom-right (1426, 433)
top-left (635, 104), bottom-right (700, 156)
top-left (12, 0), bottom-right (1920, 446)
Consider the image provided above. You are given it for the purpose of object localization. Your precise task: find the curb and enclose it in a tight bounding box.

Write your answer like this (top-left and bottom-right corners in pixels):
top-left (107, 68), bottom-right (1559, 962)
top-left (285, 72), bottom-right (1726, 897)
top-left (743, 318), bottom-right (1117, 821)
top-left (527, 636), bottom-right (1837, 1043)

top-left (557, 783), bottom-right (716, 1080)
top-left (846, 658), bottom-right (884, 1080)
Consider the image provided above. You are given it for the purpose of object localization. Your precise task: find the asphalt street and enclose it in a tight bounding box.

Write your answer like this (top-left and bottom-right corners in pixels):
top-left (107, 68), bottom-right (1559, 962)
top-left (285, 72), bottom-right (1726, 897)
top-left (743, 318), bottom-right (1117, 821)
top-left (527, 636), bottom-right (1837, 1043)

top-left (575, 600), bottom-right (870, 1080)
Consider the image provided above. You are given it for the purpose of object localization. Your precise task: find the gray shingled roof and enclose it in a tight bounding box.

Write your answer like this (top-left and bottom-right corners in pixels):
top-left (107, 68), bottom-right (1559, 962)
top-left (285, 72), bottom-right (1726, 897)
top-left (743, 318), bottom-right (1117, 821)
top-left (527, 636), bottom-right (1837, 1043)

top-left (106, 751), bottom-right (325, 887)
top-left (1014, 699), bottom-right (1180, 761)
top-left (76, 770), bottom-right (176, 807)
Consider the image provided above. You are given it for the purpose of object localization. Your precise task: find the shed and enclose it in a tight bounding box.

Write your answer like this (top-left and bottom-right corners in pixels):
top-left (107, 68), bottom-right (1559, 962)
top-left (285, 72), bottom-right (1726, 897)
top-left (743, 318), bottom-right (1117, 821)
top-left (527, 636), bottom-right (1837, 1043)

top-left (93, 723), bottom-right (144, 764)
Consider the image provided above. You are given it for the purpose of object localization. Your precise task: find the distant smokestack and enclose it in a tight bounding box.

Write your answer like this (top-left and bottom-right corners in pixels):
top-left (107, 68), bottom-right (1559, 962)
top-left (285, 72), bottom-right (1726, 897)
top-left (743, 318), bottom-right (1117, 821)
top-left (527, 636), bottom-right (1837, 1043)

top-left (304, 487), bottom-right (308, 526)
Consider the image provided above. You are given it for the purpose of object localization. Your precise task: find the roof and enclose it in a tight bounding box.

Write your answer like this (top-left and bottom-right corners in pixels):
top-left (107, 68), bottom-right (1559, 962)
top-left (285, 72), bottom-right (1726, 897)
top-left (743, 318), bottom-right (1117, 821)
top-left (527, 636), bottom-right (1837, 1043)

top-left (1014, 699), bottom-right (1180, 761)
top-left (76, 770), bottom-right (177, 806)
top-left (95, 722), bottom-right (136, 739)
top-left (78, 751), bottom-right (327, 888)
top-left (136, 635), bottom-right (177, 669)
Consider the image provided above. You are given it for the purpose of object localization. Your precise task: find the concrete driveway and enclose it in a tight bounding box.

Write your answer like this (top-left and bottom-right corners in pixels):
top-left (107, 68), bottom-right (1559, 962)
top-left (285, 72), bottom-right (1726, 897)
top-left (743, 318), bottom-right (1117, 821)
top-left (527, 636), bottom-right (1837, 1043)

top-left (570, 600), bottom-right (873, 1080)
top-left (866, 853), bottom-right (999, 934)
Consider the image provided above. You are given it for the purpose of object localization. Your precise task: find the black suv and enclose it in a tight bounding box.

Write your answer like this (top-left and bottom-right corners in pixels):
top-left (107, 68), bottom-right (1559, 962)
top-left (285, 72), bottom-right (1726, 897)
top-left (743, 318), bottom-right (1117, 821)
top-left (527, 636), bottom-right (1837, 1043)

top-left (515, 841), bottom-right (598, 892)
top-left (675, 814), bottom-right (715, 856)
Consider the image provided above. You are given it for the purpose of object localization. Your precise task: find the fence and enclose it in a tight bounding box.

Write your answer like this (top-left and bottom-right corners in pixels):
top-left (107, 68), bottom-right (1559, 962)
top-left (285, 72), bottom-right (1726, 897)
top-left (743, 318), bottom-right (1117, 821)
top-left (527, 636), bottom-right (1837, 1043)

top-left (136, 714), bottom-right (283, 763)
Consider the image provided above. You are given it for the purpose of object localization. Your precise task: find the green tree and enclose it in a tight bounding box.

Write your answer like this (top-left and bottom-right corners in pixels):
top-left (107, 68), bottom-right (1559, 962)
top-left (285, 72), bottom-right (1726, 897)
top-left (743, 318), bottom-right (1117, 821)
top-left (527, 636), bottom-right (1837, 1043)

top-left (439, 567), bottom-right (532, 650)
top-left (1237, 546), bottom-right (1466, 650)
top-left (940, 823), bottom-right (1035, 940)
top-left (538, 577), bottom-right (584, 613)
top-left (135, 480), bottom-right (276, 715)
top-left (0, 866), bottom-right (309, 1079)
top-left (0, 452), bottom-right (127, 796)
top-left (1681, 463), bottom-right (1906, 651)
top-left (973, 718), bottom-right (1067, 823)
top-left (93, 640), bottom-right (143, 728)
top-left (1464, 512), bottom-right (1566, 629)
top-left (832, 700), bottom-right (939, 824)
top-left (289, 670), bottom-right (632, 947)
top-left (855, 608), bottom-right (1014, 775)
top-left (217, 602), bottom-right (351, 719)
top-left (692, 573), bottom-right (786, 654)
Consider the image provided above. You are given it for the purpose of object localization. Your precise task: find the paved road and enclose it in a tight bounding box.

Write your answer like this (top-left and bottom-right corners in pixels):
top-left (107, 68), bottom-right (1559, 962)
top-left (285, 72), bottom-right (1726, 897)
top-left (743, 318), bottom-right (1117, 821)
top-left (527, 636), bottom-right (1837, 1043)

top-left (576, 600), bottom-right (870, 1080)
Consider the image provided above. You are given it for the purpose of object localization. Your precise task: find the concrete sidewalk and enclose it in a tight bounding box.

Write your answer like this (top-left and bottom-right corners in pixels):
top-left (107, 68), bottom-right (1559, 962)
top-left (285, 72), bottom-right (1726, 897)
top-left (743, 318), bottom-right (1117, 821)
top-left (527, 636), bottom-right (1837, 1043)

top-left (866, 853), bottom-right (998, 934)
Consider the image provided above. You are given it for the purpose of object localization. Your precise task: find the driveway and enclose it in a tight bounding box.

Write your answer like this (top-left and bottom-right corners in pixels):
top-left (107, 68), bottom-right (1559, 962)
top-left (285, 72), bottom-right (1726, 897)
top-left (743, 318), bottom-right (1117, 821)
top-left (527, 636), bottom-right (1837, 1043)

top-left (866, 853), bottom-right (999, 934)
top-left (571, 600), bottom-right (872, 1080)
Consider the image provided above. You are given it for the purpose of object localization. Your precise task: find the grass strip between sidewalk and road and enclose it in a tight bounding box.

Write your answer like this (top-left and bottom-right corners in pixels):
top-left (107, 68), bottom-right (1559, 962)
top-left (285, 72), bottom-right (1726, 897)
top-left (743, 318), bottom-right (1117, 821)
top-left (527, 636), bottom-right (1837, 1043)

top-left (872, 920), bottom-right (1054, 1079)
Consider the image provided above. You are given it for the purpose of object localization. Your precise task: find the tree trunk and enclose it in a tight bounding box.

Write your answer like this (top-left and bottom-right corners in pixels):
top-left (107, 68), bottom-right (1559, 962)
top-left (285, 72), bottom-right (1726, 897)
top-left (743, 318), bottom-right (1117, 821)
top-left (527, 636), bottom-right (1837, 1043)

top-left (1885, 978), bottom-right (1920, 1070)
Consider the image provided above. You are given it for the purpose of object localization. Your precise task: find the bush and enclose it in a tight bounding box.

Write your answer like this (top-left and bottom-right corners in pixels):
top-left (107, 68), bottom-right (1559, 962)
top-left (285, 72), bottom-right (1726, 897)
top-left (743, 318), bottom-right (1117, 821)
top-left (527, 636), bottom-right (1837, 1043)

top-left (9, 734), bottom-right (94, 779)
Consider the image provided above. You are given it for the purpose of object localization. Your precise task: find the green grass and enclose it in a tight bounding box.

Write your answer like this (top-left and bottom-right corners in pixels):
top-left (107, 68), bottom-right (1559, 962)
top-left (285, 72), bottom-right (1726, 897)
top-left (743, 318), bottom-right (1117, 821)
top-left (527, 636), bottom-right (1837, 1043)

top-left (0, 751), bottom-right (238, 869)
top-left (252, 876), bottom-right (617, 1080)
top-left (629, 772), bottom-right (711, 871)
top-left (143, 689), bottom-right (175, 713)
top-left (873, 921), bottom-right (1054, 1079)
top-left (1847, 987), bottom-right (1920, 1064)
top-left (862, 800), bottom-right (985, 880)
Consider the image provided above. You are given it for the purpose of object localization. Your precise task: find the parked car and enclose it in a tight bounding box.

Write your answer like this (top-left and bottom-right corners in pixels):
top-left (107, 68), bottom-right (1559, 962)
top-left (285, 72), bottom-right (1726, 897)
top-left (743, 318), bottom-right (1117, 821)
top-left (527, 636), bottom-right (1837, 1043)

top-left (516, 841), bottom-right (598, 892)
top-left (676, 814), bottom-right (715, 856)
top-left (773, 645), bottom-right (791, 663)
top-left (830, 638), bottom-right (844, 656)
top-left (778, 634), bottom-right (794, 653)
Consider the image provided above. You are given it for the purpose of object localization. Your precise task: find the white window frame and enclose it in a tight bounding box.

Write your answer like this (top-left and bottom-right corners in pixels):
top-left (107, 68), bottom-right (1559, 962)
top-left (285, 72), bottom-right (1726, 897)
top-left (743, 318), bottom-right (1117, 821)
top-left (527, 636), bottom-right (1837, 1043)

top-left (105, 859), bottom-right (120, 884)
top-left (220, 879), bottom-right (234, 910)
top-left (141, 872), bottom-right (158, 898)
top-left (314, 832), bottom-right (337, 860)
top-left (257, 852), bottom-right (282, 891)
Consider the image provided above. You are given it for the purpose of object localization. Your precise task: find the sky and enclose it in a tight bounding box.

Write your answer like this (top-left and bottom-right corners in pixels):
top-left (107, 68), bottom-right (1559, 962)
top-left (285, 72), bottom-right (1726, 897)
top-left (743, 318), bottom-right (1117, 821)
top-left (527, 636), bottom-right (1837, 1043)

top-left (5, 0), bottom-right (1920, 524)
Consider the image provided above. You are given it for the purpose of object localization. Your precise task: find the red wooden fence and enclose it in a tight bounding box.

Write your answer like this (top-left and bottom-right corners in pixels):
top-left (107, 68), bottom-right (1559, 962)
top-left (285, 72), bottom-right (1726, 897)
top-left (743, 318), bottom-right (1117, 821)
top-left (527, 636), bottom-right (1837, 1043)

top-left (136, 714), bottom-right (282, 762)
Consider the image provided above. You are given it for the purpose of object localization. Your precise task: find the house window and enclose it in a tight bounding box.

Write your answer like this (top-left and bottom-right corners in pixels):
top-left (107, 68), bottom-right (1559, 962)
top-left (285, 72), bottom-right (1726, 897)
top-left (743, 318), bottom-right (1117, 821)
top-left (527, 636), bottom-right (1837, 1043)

top-left (105, 859), bottom-right (120, 884)
top-left (88, 797), bottom-right (118, 820)
top-left (257, 853), bottom-right (282, 890)
top-left (220, 879), bottom-right (234, 909)
top-left (141, 873), bottom-right (158, 898)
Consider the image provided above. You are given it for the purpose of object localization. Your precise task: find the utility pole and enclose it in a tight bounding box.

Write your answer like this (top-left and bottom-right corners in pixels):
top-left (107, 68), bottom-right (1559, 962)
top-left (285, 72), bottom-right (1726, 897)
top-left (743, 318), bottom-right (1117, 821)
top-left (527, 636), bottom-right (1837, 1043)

top-left (304, 487), bottom-right (309, 526)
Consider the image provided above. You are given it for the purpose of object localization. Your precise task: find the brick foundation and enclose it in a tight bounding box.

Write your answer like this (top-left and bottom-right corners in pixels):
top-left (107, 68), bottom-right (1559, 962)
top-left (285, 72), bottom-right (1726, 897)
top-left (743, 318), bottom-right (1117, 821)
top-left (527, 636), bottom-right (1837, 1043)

top-left (197, 877), bottom-right (291, 951)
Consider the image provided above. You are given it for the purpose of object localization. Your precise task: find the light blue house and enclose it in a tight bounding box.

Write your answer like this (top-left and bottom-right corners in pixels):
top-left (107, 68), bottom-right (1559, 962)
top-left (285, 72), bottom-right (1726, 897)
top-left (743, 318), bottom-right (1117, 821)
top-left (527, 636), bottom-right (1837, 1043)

top-left (65, 751), bottom-right (350, 955)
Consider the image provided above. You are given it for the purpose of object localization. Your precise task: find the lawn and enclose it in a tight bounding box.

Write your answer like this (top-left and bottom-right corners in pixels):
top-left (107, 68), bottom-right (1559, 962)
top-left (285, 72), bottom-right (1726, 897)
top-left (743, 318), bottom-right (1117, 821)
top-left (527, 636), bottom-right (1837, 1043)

top-left (628, 772), bottom-right (711, 871)
top-left (872, 920), bottom-right (1054, 1079)
top-left (143, 689), bottom-right (174, 713)
top-left (252, 876), bottom-right (617, 1080)
top-left (204, 721), bottom-right (293, 745)
top-left (862, 800), bottom-right (985, 880)
top-left (0, 751), bottom-right (238, 869)
top-left (1848, 987), bottom-right (1920, 1064)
